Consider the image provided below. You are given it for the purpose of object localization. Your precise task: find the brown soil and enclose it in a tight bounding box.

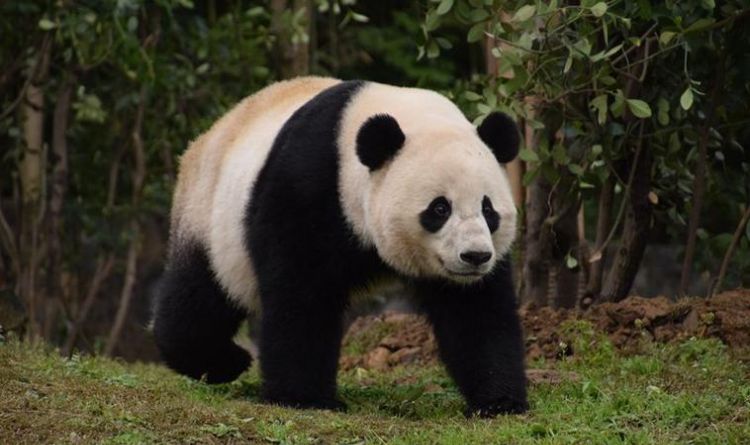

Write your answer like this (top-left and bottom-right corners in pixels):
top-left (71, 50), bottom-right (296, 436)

top-left (340, 289), bottom-right (750, 370)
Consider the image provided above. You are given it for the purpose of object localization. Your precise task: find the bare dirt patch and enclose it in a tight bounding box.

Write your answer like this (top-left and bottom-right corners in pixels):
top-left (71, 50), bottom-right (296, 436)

top-left (340, 289), bottom-right (750, 370)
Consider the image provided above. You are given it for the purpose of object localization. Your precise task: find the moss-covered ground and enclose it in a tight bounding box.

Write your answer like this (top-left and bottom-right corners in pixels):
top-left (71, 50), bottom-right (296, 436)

top-left (1, 322), bottom-right (748, 444)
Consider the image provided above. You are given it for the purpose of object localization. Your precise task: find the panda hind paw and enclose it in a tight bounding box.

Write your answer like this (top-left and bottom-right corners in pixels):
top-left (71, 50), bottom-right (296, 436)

top-left (201, 343), bottom-right (252, 384)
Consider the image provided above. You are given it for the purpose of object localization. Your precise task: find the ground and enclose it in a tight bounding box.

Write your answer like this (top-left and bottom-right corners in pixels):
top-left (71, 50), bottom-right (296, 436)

top-left (1, 291), bottom-right (749, 444)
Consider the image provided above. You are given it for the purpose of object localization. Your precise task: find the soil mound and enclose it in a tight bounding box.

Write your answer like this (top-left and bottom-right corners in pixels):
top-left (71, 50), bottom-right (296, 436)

top-left (340, 289), bottom-right (750, 370)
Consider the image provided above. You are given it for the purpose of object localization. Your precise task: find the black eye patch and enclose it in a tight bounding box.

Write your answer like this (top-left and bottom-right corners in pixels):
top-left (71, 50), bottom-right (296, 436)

top-left (482, 196), bottom-right (500, 233)
top-left (420, 196), bottom-right (451, 233)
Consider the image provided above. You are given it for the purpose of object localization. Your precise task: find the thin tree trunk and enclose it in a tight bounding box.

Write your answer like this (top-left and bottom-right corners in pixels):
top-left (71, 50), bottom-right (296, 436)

top-left (602, 143), bottom-right (652, 302)
top-left (550, 195), bottom-right (580, 309)
top-left (44, 74), bottom-right (76, 339)
top-left (271, 0), bottom-right (311, 78)
top-left (105, 87), bottom-right (148, 356)
top-left (18, 36), bottom-right (51, 340)
top-left (584, 174), bottom-right (615, 305)
top-left (522, 172), bottom-right (552, 307)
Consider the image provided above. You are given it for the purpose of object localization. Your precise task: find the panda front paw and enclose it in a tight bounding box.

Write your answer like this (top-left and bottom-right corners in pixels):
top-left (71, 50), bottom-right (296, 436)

top-left (465, 397), bottom-right (529, 418)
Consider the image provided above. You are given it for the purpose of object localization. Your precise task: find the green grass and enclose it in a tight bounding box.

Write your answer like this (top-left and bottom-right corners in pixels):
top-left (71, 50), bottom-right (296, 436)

top-left (1, 323), bottom-right (748, 444)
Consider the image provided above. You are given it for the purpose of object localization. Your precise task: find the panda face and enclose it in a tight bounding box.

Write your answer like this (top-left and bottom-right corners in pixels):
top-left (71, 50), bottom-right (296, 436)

top-left (365, 134), bottom-right (518, 283)
top-left (418, 193), bottom-right (499, 281)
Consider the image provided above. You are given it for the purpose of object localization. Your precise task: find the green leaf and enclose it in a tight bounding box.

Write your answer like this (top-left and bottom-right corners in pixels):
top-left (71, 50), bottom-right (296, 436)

top-left (565, 254), bottom-right (579, 269)
top-left (568, 164), bottom-right (584, 176)
top-left (467, 22), bottom-right (485, 42)
top-left (626, 99), bottom-right (652, 118)
top-left (590, 94), bottom-right (608, 125)
top-left (590, 2), bottom-right (607, 17)
top-left (512, 5), bottom-right (536, 22)
top-left (552, 143), bottom-right (568, 165)
top-left (657, 98), bottom-right (670, 126)
top-left (659, 31), bottom-right (676, 47)
top-left (573, 38), bottom-right (592, 57)
top-left (563, 54), bottom-right (573, 73)
top-left (351, 12), bottom-right (369, 23)
top-left (611, 90), bottom-right (625, 117)
top-left (425, 10), bottom-right (441, 31)
top-left (592, 144), bottom-right (603, 156)
top-left (426, 40), bottom-right (440, 58)
top-left (680, 87), bottom-right (694, 111)
top-left (436, 0), bottom-right (455, 15)
top-left (463, 91), bottom-right (482, 101)
top-left (685, 18), bottom-right (715, 33)
top-left (519, 148), bottom-right (540, 163)
top-left (476, 103), bottom-right (492, 114)
top-left (38, 18), bottom-right (56, 30)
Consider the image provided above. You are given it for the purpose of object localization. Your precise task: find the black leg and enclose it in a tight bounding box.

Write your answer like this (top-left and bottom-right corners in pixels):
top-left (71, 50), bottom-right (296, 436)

top-left (416, 261), bottom-right (528, 417)
top-left (152, 244), bottom-right (251, 384)
top-left (257, 279), bottom-right (348, 411)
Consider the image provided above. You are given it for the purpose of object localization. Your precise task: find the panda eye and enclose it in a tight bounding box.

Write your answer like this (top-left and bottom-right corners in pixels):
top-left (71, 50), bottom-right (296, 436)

top-left (481, 196), bottom-right (494, 215)
top-left (420, 197), bottom-right (451, 233)
top-left (433, 201), bottom-right (451, 217)
top-left (482, 195), bottom-right (500, 233)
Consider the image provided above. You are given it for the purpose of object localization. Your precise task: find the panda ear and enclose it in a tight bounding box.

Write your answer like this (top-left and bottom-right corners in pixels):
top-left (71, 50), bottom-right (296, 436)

top-left (356, 114), bottom-right (405, 171)
top-left (477, 111), bottom-right (520, 163)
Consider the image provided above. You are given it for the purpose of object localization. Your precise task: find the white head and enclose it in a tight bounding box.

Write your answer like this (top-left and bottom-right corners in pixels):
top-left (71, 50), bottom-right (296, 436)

top-left (355, 111), bottom-right (520, 283)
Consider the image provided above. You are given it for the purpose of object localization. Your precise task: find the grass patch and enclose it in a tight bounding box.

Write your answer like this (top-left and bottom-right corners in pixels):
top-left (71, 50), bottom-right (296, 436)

top-left (1, 326), bottom-right (748, 444)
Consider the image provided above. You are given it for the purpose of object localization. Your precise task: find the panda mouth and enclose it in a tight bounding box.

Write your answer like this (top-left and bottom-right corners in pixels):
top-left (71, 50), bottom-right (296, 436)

top-left (446, 270), bottom-right (484, 277)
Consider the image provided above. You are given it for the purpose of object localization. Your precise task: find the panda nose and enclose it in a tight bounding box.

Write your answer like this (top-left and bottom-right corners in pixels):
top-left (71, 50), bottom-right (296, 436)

top-left (460, 251), bottom-right (492, 266)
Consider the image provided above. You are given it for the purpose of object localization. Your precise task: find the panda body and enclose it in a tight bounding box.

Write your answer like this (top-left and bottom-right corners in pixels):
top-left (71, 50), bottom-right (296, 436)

top-left (153, 77), bottom-right (528, 417)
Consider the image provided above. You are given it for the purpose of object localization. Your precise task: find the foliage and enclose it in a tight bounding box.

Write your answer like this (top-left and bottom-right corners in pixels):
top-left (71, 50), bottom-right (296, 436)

top-left (1, 334), bottom-right (748, 443)
top-left (422, 0), bottom-right (750, 294)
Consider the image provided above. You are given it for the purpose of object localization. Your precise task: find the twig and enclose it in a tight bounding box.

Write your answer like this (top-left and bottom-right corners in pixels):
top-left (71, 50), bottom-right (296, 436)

top-left (710, 205), bottom-right (750, 297)
top-left (588, 121), bottom-right (645, 261)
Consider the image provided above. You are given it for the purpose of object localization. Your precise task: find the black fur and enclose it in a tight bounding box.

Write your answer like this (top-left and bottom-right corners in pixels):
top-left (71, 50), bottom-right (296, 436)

top-left (416, 260), bottom-right (528, 417)
top-left (477, 112), bottom-right (520, 163)
top-left (246, 80), bottom-right (387, 410)
top-left (152, 243), bottom-right (251, 383)
top-left (355, 114), bottom-right (405, 170)
top-left (482, 195), bottom-right (500, 233)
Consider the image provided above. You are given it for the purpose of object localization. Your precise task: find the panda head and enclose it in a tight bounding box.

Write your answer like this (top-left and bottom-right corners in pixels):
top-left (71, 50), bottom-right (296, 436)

top-left (355, 111), bottom-right (520, 283)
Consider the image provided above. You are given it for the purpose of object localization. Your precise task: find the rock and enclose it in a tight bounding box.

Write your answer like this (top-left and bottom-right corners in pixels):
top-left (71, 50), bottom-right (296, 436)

top-left (388, 347), bottom-right (421, 365)
top-left (364, 346), bottom-right (391, 370)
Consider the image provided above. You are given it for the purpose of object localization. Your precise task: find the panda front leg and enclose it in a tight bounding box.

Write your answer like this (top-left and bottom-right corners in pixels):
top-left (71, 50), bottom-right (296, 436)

top-left (416, 263), bottom-right (528, 417)
top-left (257, 279), bottom-right (348, 411)
top-left (152, 244), bottom-right (252, 383)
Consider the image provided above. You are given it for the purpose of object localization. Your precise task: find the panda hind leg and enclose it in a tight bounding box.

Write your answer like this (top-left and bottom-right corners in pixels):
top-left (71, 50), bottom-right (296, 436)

top-left (151, 243), bottom-right (251, 384)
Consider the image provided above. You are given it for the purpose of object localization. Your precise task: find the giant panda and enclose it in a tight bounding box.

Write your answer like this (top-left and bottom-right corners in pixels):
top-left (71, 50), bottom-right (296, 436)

top-left (152, 77), bottom-right (527, 417)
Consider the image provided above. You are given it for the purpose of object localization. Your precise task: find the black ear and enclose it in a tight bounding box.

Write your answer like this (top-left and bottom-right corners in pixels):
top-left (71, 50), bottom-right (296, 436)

top-left (356, 114), bottom-right (405, 171)
top-left (477, 112), bottom-right (520, 163)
